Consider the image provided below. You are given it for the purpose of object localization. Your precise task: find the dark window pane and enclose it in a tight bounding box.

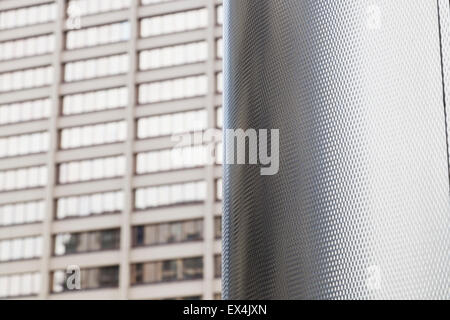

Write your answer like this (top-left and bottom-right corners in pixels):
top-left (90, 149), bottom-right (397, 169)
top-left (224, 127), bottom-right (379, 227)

top-left (133, 226), bottom-right (144, 246)
top-left (162, 260), bottom-right (177, 281)
top-left (100, 229), bottom-right (119, 250)
top-left (132, 220), bottom-right (203, 248)
top-left (98, 266), bottom-right (119, 288)
top-left (214, 217), bottom-right (221, 239)
top-left (183, 257), bottom-right (203, 280)
top-left (214, 255), bottom-right (221, 278)
top-left (53, 229), bottom-right (120, 255)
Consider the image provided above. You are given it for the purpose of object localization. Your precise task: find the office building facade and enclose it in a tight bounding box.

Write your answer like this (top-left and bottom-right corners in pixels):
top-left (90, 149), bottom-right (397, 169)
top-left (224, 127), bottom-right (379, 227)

top-left (0, 0), bottom-right (223, 300)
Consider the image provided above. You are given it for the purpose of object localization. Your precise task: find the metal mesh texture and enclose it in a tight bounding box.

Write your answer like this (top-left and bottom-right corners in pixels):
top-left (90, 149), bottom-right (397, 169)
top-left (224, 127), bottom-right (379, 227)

top-left (223, 0), bottom-right (450, 300)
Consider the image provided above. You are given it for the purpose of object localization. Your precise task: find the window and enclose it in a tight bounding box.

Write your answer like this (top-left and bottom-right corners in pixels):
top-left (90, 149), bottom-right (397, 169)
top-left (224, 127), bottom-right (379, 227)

top-left (56, 190), bottom-right (123, 220)
top-left (140, 8), bottom-right (207, 38)
top-left (0, 236), bottom-right (42, 262)
top-left (183, 257), bottom-right (203, 280)
top-left (58, 156), bottom-right (125, 184)
top-left (166, 295), bottom-right (202, 300)
top-left (139, 41), bottom-right (207, 70)
top-left (216, 38), bottom-right (223, 59)
top-left (62, 87), bottom-right (127, 115)
top-left (137, 109), bottom-right (207, 139)
top-left (0, 98), bottom-right (51, 125)
top-left (52, 265), bottom-right (119, 293)
top-left (54, 228), bottom-right (120, 256)
top-left (64, 54), bottom-right (128, 82)
top-left (0, 166), bottom-right (47, 192)
top-left (0, 272), bottom-right (40, 298)
top-left (136, 145), bottom-right (208, 175)
top-left (0, 200), bottom-right (45, 227)
top-left (216, 72), bottom-right (223, 93)
top-left (215, 142), bottom-right (223, 165)
top-left (60, 121), bottom-right (126, 149)
top-left (135, 181), bottom-right (206, 210)
top-left (214, 255), bottom-right (221, 278)
top-left (0, 132), bottom-right (49, 158)
top-left (216, 179), bottom-right (223, 201)
top-left (131, 257), bottom-right (203, 285)
top-left (0, 3), bottom-right (56, 30)
top-left (216, 106), bottom-right (223, 128)
top-left (66, 21), bottom-right (130, 50)
top-left (216, 5), bottom-right (223, 25)
top-left (132, 219), bottom-right (203, 247)
top-left (0, 34), bottom-right (54, 61)
top-left (138, 75), bottom-right (207, 104)
top-left (66, 0), bottom-right (131, 17)
top-left (141, 0), bottom-right (181, 5)
top-left (214, 216), bottom-right (221, 239)
top-left (0, 66), bottom-right (53, 92)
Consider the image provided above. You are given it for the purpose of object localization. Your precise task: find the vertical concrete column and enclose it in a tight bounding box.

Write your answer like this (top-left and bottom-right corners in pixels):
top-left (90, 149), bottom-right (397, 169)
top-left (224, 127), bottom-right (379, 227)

top-left (40, 0), bottom-right (64, 299)
top-left (119, 0), bottom-right (138, 300)
top-left (203, 0), bottom-right (220, 300)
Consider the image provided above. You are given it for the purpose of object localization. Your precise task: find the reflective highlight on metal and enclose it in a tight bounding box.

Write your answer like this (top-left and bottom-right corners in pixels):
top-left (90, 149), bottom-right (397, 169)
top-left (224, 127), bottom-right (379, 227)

top-left (223, 0), bottom-right (450, 299)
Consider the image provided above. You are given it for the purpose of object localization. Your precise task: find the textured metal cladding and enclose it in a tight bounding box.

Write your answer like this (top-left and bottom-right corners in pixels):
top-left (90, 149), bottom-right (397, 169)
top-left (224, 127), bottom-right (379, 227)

top-left (223, 0), bottom-right (450, 300)
top-left (440, 0), bottom-right (450, 173)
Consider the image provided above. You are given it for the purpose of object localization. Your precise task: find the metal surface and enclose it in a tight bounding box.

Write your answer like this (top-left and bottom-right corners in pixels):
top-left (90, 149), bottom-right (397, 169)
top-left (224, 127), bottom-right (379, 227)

top-left (0, 0), bottom-right (223, 300)
top-left (223, 0), bottom-right (450, 299)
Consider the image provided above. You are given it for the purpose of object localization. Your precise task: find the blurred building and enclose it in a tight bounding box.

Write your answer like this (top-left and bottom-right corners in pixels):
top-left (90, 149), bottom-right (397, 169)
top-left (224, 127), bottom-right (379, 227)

top-left (0, 0), bottom-right (223, 300)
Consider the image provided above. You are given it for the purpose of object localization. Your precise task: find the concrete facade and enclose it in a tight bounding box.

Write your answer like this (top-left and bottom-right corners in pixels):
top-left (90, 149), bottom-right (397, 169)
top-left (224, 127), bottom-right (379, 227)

top-left (0, 0), bottom-right (223, 300)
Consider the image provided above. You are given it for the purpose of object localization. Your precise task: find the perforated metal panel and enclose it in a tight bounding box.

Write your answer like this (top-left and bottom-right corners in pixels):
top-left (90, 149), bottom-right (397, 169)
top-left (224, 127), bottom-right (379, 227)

top-left (223, 0), bottom-right (450, 300)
